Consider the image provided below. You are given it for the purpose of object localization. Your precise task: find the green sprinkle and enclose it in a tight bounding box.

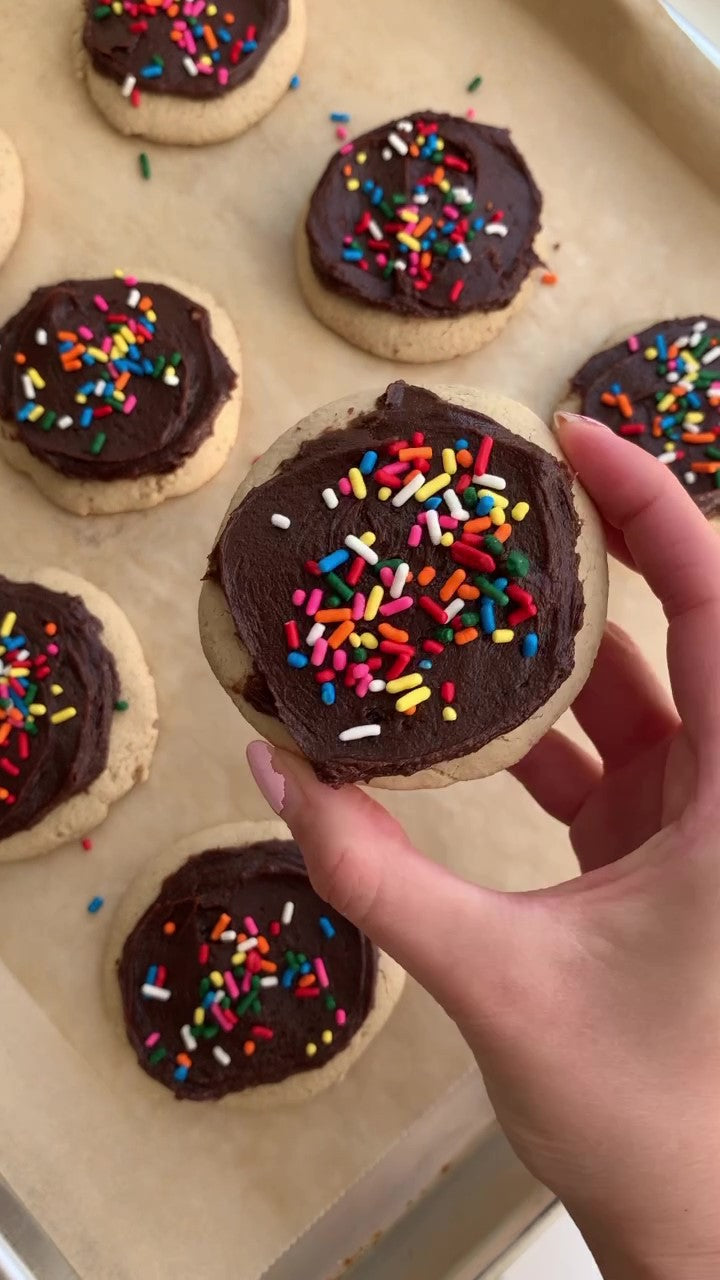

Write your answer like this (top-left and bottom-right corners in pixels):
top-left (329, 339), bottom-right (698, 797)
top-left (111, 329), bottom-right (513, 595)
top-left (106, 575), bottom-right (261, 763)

top-left (296, 953), bottom-right (308, 965)
top-left (251, 999), bottom-right (262, 1016)
top-left (114, 699), bottom-right (129, 711)
top-left (152, 356), bottom-right (166, 378)
top-left (373, 558), bottom-right (404, 572)
top-left (94, 3), bottom-right (111, 15)
top-left (236, 991), bottom-right (257, 1017)
top-left (380, 201), bottom-right (395, 218)
top-left (324, 572), bottom-right (353, 601)
top-left (705, 446), bottom-right (720, 461)
top-left (40, 410), bottom-right (57, 431)
top-left (221, 996), bottom-right (231, 1009)
top-left (90, 431), bottom-right (106, 455)
top-left (715, 472), bottom-right (720, 489)
top-left (148, 1047), bottom-right (167, 1065)
top-left (205, 1024), bottom-right (219, 1038)
top-left (139, 152), bottom-right (151, 180)
top-left (483, 535), bottom-right (504, 557)
top-left (169, 352), bottom-right (182, 367)
top-left (325, 995), bottom-right (337, 1011)
top-left (467, 75), bottom-right (483, 92)
top-left (474, 575), bottom-right (509, 605)
top-left (506, 550), bottom-right (530, 579)
top-left (382, 263), bottom-right (394, 279)
top-left (199, 977), bottom-right (210, 996)
top-left (326, 595), bottom-right (342, 607)
top-left (462, 485), bottom-right (478, 510)
top-left (461, 611), bottom-right (480, 627)
top-left (354, 646), bottom-right (367, 661)
top-left (436, 626), bottom-right (455, 645)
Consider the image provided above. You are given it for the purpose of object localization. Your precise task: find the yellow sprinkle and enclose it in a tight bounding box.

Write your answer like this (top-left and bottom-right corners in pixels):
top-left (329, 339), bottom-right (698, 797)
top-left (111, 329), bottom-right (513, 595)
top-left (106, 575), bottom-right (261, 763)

top-left (231, 952), bottom-right (246, 966)
top-left (28, 704), bottom-right (47, 716)
top-left (8, 667), bottom-right (29, 677)
top-left (120, 325), bottom-right (135, 345)
top-left (111, 0), bottom-right (122, 11)
top-left (396, 231), bottom-right (421, 252)
top-left (359, 632), bottom-right (378, 649)
top-left (321, 1030), bottom-right (333, 1045)
top-left (440, 532), bottom-right (454, 547)
top-left (657, 393), bottom-right (675, 412)
top-left (436, 139), bottom-right (445, 151)
top-left (684, 412), bottom-right (705, 425)
top-left (378, 486), bottom-right (391, 501)
top-left (146, 310), bottom-right (157, 323)
top-left (198, 54), bottom-right (213, 65)
top-left (395, 686), bottom-right (431, 713)
top-left (511, 502), bottom-right (530, 521)
top-left (113, 334), bottom-right (129, 355)
top-left (193, 1008), bottom-right (205, 1027)
top-left (683, 353), bottom-right (699, 373)
top-left (439, 179), bottom-right (451, 193)
top-left (113, 391), bottom-right (126, 403)
top-left (415, 472), bottom-right (451, 502)
top-left (492, 629), bottom-right (514, 644)
top-left (0, 612), bottom-right (17, 638)
top-left (50, 684), bottom-right (63, 695)
top-left (306, 1042), bottom-right (318, 1058)
top-left (50, 706), bottom-right (77, 725)
top-left (28, 405), bottom-right (44, 422)
top-left (87, 347), bottom-right (109, 363)
top-left (209, 970), bottom-right (224, 988)
top-left (489, 506), bottom-right (505, 526)
top-left (442, 707), bottom-right (458, 722)
top-left (348, 467), bottom-right (367, 499)
top-left (348, 632), bottom-right (362, 648)
top-left (364, 585), bottom-right (384, 621)
top-left (75, 394), bottom-right (87, 404)
top-left (207, 1), bottom-right (217, 11)
top-left (357, 151), bottom-right (367, 164)
top-left (386, 673), bottom-right (423, 694)
top-left (479, 488), bottom-right (508, 508)
top-left (644, 346), bottom-right (657, 359)
top-left (399, 209), bottom-right (418, 223)
top-left (113, 267), bottom-right (125, 277)
top-left (28, 367), bottom-right (46, 389)
top-left (346, 179), bottom-right (360, 191)
top-left (442, 448), bottom-right (457, 475)
top-left (359, 530), bottom-right (376, 546)
top-left (663, 441), bottom-right (675, 452)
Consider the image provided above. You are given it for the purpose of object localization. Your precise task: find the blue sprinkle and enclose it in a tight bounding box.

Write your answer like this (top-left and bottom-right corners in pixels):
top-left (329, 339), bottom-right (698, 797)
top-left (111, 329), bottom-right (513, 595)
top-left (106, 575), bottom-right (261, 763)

top-left (494, 577), bottom-right (508, 590)
top-left (58, 340), bottom-right (74, 354)
top-left (318, 548), bottom-right (350, 573)
top-left (319, 916), bottom-right (336, 939)
top-left (447, 245), bottom-right (464, 260)
top-left (142, 358), bottom-right (155, 375)
top-left (288, 652), bottom-right (309, 669)
top-left (126, 360), bottom-right (145, 375)
top-left (243, 39), bottom-right (258, 52)
top-left (687, 392), bottom-right (701, 408)
top-left (610, 381), bottom-right (622, 395)
top-left (300, 962), bottom-right (312, 975)
top-left (371, 187), bottom-right (383, 206)
top-left (419, 659), bottom-right (433, 670)
top-left (454, 438), bottom-right (469, 450)
top-left (282, 968), bottom-right (295, 988)
top-left (522, 632), bottom-right (539, 659)
top-left (656, 334), bottom-right (667, 360)
top-left (4, 636), bottom-right (27, 650)
top-left (87, 896), bottom-right (104, 914)
top-left (79, 382), bottom-right (95, 395)
top-left (362, 179), bottom-right (374, 194)
top-left (424, 495), bottom-right (442, 510)
top-left (480, 602), bottom-right (495, 634)
top-left (202, 992), bottom-right (215, 1009)
top-left (80, 408), bottom-right (93, 428)
top-left (81, 353), bottom-right (95, 365)
top-left (289, 73), bottom-right (301, 89)
top-left (320, 683), bottom-right (336, 706)
top-left (211, 49), bottom-right (221, 61)
top-left (472, 217), bottom-right (485, 231)
top-left (359, 449), bottom-right (378, 474)
top-left (17, 403), bottom-right (34, 422)
top-left (476, 495), bottom-right (495, 516)
top-left (173, 1066), bottom-right (189, 1082)
top-left (342, 248), bottom-right (363, 262)
top-left (145, 965), bottom-right (158, 985)
top-left (218, 26), bottom-right (232, 42)
top-left (140, 64), bottom-right (164, 78)
top-left (330, 112), bottom-right (351, 122)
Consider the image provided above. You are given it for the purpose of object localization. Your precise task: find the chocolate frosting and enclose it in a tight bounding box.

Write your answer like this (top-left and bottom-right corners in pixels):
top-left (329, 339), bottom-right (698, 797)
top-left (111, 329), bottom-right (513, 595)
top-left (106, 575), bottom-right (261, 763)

top-left (118, 840), bottom-right (378, 1101)
top-left (0, 577), bottom-right (119, 840)
top-left (210, 382), bottom-right (584, 785)
top-left (0, 276), bottom-right (236, 481)
top-left (572, 316), bottom-right (720, 517)
top-left (83, 1), bottom-right (289, 100)
top-left (305, 112), bottom-right (542, 319)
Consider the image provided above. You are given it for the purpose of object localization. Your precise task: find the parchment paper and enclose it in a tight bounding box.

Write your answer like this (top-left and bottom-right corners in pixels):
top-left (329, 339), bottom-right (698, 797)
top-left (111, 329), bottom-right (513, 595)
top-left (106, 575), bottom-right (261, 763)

top-left (0, 1), bottom-right (717, 1276)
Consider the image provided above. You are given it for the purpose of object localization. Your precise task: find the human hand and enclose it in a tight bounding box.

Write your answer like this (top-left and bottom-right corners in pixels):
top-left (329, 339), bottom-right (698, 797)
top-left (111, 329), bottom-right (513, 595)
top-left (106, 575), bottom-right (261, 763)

top-left (248, 412), bottom-right (720, 1280)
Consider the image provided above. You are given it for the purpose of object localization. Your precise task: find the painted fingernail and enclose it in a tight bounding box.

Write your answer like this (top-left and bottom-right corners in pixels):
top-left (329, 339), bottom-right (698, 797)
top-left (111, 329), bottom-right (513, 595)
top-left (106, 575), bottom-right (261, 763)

top-left (247, 740), bottom-right (285, 814)
top-left (553, 410), bottom-right (605, 433)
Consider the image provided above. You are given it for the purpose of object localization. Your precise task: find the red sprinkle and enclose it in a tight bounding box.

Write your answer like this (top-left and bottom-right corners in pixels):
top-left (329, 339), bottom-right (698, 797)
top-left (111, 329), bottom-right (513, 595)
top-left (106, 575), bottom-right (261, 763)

top-left (81, 837), bottom-right (93, 851)
top-left (284, 620), bottom-right (300, 650)
top-left (451, 543), bottom-right (496, 573)
top-left (419, 595), bottom-right (448, 624)
top-left (474, 436), bottom-right (493, 478)
top-left (198, 943), bottom-right (210, 965)
top-left (441, 682), bottom-right (456, 703)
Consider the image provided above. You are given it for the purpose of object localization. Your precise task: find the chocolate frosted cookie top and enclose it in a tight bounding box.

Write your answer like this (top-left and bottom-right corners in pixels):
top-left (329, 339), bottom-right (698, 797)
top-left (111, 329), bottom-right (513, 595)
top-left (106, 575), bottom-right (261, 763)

top-left (0, 274), bottom-right (236, 481)
top-left (0, 577), bottom-right (119, 840)
top-left (210, 382), bottom-right (584, 785)
top-left (305, 112), bottom-right (542, 319)
top-left (118, 840), bottom-right (377, 1100)
top-left (571, 316), bottom-right (720, 516)
top-left (83, 0), bottom-right (290, 101)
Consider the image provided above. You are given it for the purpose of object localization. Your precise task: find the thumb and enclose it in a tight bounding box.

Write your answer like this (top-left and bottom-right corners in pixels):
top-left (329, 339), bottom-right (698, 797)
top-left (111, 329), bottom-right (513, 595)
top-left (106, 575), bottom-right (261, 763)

top-left (246, 740), bottom-right (510, 1016)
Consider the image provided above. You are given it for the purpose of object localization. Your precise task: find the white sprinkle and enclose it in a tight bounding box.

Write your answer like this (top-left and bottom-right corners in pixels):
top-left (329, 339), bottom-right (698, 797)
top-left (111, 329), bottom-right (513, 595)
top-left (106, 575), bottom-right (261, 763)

top-left (426, 509), bottom-right (442, 545)
top-left (121, 73), bottom-right (137, 97)
top-left (220, 929), bottom-right (236, 942)
top-left (388, 131), bottom-right (408, 156)
top-left (693, 320), bottom-right (708, 332)
top-left (235, 937), bottom-right (259, 953)
top-left (322, 487), bottom-right (338, 509)
top-left (183, 56), bottom-right (199, 77)
top-left (676, 334), bottom-right (689, 348)
top-left (445, 598), bottom-right (465, 621)
top-left (127, 288), bottom-right (141, 309)
top-left (260, 976), bottom-right (279, 988)
top-left (181, 1024), bottom-right (197, 1052)
top-left (683, 422), bottom-right (701, 434)
top-left (443, 488), bottom-right (468, 520)
top-left (474, 472), bottom-right (506, 490)
top-left (414, 192), bottom-right (429, 205)
top-left (396, 119), bottom-right (413, 133)
top-left (58, 415), bottom-right (73, 430)
top-left (390, 562), bottom-right (409, 598)
top-left (684, 471), bottom-right (697, 485)
top-left (666, 371), bottom-right (680, 382)
top-left (381, 147), bottom-right (392, 161)
top-left (451, 187), bottom-right (473, 205)
top-left (368, 219), bottom-right (383, 241)
top-left (369, 679), bottom-right (386, 692)
top-left (659, 452), bottom-right (678, 464)
top-left (457, 244), bottom-right (472, 264)
top-left (485, 223), bottom-right (509, 237)
top-left (339, 724), bottom-right (382, 742)
top-left (392, 471), bottom-right (425, 507)
top-left (689, 330), bottom-right (703, 346)
top-left (94, 379), bottom-right (106, 397)
top-left (213, 1046), bottom-right (231, 1066)
top-left (345, 534), bottom-right (378, 564)
top-left (306, 621), bottom-right (326, 646)
top-left (35, 329), bottom-right (48, 346)
top-left (142, 983), bottom-right (171, 1001)
top-left (701, 347), bottom-right (720, 366)
top-left (393, 259), bottom-right (407, 272)
top-left (213, 990), bottom-right (225, 1003)
top-left (164, 373), bottom-right (180, 387)
top-left (271, 513), bottom-right (291, 529)
top-left (281, 900), bottom-right (295, 925)
top-left (21, 374), bottom-right (35, 401)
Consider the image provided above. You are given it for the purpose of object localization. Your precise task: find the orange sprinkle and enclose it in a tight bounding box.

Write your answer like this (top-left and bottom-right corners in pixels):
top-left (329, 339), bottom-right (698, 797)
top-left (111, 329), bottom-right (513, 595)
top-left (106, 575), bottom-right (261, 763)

top-left (432, 166), bottom-right (445, 184)
top-left (0, 725), bottom-right (9, 746)
top-left (256, 935), bottom-right (270, 955)
top-left (420, 250), bottom-right (432, 269)
top-left (417, 566), bottom-right (436, 586)
top-left (167, 2), bottom-right (179, 12)
top-left (316, 608), bottom-right (351, 623)
top-left (139, 296), bottom-right (152, 312)
top-left (224, 11), bottom-right (235, 20)
top-left (617, 394), bottom-right (633, 419)
top-left (440, 569), bottom-right (466, 602)
top-left (44, 622), bottom-right (58, 636)
top-left (0, 788), bottom-right (8, 801)
top-left (13, 353), bottom-right (26, 365)
top-left (398, 447), bottom-right (432, 460)
top-left (600, 392), bottom-right (617, 406)
top-left (203, 23), bottom-right (218, 48)
top-left (343, 163), bottom-right (352, 176)
top-left (682, 432), bottom-right (715, 444)
top-left (455, 627), bottom-right (479, 645)
top-left (409, 143), bottom-right (420, 158)
top-left (61, 344), bottom-right (85, 363)
top-left (667, 344), bottom-right (679, 359)
top-left (64, 360), bottom-right (82, 372)
top-left (456, 448), bottom-right (473, 468)
top-left (692, 462), bottom-right (720, 474)
top-left (162, 922), bottom-right (176, 936)
top-left (260, 960), bottom-right (278, 973)
top-left (403, 706), bottom-right (417, 716)
top-left (298, 974), bottom-right (317, 988)
top-left (378, 623), bottom-right (409, 643)
top-left (243, 1040), bottom-right (256, 1056)
top-left (176, 1053), bottom-right (192, 1068)
top-left (169, 28), bottom-right (182, 40)
top-left (414, 216), bottom-right (433, 239)
top-left (210, 912), bottom-right (231, 941)
top-left (458, 585), bottom-right (480, 601)
top-left (464, 516), bottom-right (491, 534)
top-left (115, 371), bottom-right (131, 393)
top-left (328, 620), bottom-right (355, 649)
top-left (652, 416), bottom-right (663, 438)
top-left (541, 272), bottom-right (558, 285)
top-left (495, 523), bottom-right (513, 543)
top-left (57, 331), bottom-right (78, 342)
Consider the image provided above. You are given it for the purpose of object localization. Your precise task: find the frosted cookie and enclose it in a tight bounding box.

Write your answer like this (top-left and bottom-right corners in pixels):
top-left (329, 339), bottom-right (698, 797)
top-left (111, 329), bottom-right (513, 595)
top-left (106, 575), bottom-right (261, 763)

top-left (564, 316), bottom-right (720, 518)
top-left (105, 821), bottom-right (405, 1105)
top-left (200, 382), bottom-right (607, 790)
top-left (0, 567), bottom-right (157, 862)
top-left (0, 270), bottom-right (241, 514)
top-left (78, 0), bottom-right (306, 146)
top-left (0, 130), bottom-right (23, 270)
top-left (297, 111), bottom-right (543, 362)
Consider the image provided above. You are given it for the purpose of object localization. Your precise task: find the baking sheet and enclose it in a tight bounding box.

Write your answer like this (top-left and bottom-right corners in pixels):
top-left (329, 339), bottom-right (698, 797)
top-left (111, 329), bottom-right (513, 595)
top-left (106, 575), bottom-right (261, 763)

top-left (0, 1), bottom-right (717, 1277)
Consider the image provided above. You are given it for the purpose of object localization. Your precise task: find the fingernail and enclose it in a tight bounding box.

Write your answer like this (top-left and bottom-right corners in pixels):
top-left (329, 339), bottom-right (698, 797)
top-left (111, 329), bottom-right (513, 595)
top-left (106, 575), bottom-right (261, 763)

top-left (247, 740), bottom-right (286, 814)
top-left (553, 410), bottom-right (605, 434)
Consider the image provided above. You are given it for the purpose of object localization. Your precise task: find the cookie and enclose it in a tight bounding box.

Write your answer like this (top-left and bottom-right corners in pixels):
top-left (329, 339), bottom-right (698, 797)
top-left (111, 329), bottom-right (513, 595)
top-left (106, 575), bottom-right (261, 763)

top-left (562, 316), bottom-right (720, 518)
top-left (297, 111), bottom-right (543, 362)
top-left (200, 381), bottom-right (608, 790)
top-left (0, 567), bottom-right (157, 862)
top-left (0, 129), bottom-right (23, 272)
top-left (0, 270), bottom-right (241, 514)
top-left (77, 0), bottom-right (306, 146)
top-left (104, 820), bottom-right (405, 1106)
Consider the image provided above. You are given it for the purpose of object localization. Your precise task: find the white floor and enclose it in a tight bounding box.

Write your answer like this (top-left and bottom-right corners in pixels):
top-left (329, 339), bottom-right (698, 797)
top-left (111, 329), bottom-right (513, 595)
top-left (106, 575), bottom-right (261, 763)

top-left (500, 1212), bottom-right (600, 1280)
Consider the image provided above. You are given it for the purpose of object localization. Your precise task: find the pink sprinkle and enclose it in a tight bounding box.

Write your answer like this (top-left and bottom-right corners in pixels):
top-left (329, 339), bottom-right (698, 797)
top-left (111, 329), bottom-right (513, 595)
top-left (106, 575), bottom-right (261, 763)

top-left (333, 649), bottom-right (347, 672)
top-left (351, 592), bottom-right (365, 621)
top-left (102, 337), bottom-right (113, 354)
top-left (339, 143), bottom-right (354, 155)
top-left (409, 251), bottom-right (419, 266)
top-left (466, 107), bottom-right (476, 119)
top-left (224, 970), bottom-right (240, 999)
top-left (352, 663), bottom-right (370, 678)
top-left (46, 643), bottom-right (59, 655)
top-left (145, 1031), bottom-right (160, 1048)
top-left (244, 915), bottom-right (259, 936)
top-left (210, 1004), bottom-right (233, 1032)
top-left (199, 943), bottom-right (209, 964)
top-left (379, 566), bottom-right (394, 587)
top-left (78, 325), bottom-right (94, 340)
top-left (336, 125), bottom-right (348, 141)
top-left (336, 1008), bottom-right (347, 1027)
top-left (408, 524), bottom-right (422, 548)
top-left (311, 637), bottom-right (328, 666)
top-left (355, 675), bottom-right (371, 698)
top-left (292, 589), bottom-right (306, 607)
top-left (314, 957), bottom-right (330, 988)
top-left (123, 394), bottom-right (138, 415)
top-left (218, 67), bottom-right (229, 86)
top-left (384, 460), bottom-right (411, 474)
top-left (338, 477), bottom-right (352, 495)
top-left (443, 205), bottom-right (459, 220)
top-left (418, 512), bottom-right (458, 530)
top-left (306, 588), bottom-right (323, 615)
top-left (93, 294), bottom-right (109, 312)
top-left (379, 596), bottom-right (412, 616)
top-left (123, 275), bottom-right (138, 286)
top-left (627, 334), bottom-right (640, 352)
top-left (241, 970), bottom-right (253, 994)
top-left (377, 254), bottom-right (388, 267)
top-left (197, 61), bottom-right (213, 74)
